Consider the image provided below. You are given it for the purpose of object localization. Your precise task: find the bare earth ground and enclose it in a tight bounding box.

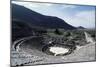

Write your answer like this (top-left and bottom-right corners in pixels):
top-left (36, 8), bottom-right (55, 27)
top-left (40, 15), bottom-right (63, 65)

top-left (11, 42), bottom-right (96, 66)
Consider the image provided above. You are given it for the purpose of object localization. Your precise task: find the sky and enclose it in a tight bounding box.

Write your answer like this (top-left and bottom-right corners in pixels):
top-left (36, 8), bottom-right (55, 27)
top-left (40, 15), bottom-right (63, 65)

top-left (12, 1), bottom-right (96, 28)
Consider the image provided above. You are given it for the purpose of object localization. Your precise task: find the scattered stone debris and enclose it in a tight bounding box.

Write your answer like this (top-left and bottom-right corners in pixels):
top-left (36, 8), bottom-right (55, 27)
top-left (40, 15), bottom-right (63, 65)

top-left (11, 30), bottom-right (96, 66)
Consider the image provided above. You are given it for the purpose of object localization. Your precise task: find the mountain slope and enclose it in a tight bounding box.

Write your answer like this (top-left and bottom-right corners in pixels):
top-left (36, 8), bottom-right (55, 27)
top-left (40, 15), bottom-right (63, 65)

top-left (12, 3), bottom-right (76, 30)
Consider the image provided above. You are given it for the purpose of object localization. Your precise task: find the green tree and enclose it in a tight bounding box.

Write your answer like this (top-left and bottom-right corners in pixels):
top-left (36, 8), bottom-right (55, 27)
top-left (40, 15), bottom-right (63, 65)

top-left (54, 29), bottom-right (62, 35)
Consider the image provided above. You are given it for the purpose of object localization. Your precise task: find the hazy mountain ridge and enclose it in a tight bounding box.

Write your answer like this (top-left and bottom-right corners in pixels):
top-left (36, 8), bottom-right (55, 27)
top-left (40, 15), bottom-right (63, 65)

top-left (77, 26), bottom-right (86, 29)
